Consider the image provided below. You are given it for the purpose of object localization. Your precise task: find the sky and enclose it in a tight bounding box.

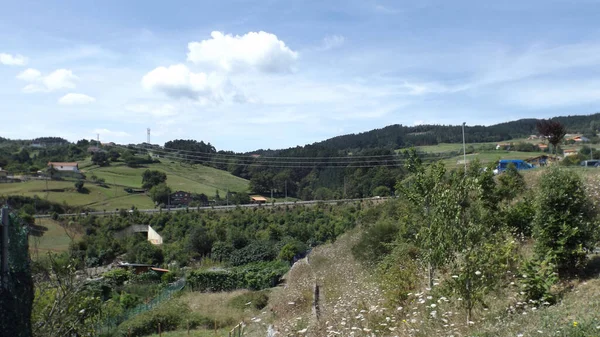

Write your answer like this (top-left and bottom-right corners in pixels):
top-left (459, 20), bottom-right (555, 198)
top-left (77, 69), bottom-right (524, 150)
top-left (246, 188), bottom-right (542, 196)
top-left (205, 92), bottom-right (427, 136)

top-left (1, 0), bottom-right (600, 152)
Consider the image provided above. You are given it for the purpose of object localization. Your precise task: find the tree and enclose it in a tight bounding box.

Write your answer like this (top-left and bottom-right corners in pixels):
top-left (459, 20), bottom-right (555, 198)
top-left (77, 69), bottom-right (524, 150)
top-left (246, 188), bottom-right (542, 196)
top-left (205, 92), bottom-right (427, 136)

top-left (372, 185), bottom-right (391, 197)
top-left (108, 149), bottom-right (120, 161)
top-left (536, 120), bottom-right (567, 155)
top-left (91, 151), bottom-right (109, 166)
top-left (396, 149), bottom-right (454, 288)
top-left (532, 167), bottom-right (595, 276)
top-left (142, 169), bottom-right (167, 189)
top-left (74, 180), bottom-right (85, 193)
top-left (46, 164), bottom-right (57, 180)
top-left (149, 183), bottom-right (171, 205)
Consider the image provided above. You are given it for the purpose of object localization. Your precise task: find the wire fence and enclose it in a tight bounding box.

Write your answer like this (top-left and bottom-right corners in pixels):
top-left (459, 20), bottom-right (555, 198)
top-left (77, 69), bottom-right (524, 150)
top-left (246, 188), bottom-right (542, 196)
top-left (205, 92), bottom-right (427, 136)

top-left (96, 277), bottom-right (186, 335)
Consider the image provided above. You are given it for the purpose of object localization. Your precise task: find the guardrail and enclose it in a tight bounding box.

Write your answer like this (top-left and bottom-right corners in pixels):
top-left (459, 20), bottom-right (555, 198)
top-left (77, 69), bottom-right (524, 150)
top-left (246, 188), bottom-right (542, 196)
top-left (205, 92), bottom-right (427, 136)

top-left (34, 196), bottom-right (393, 219)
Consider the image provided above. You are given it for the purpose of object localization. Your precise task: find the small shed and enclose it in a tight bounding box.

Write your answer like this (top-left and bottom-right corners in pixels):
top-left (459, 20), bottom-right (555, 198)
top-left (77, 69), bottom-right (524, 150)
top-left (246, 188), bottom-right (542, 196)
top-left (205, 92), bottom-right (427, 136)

top-left (250, 196), bottom-right (268, 204)
top-left (117, 262), bottom-right (169, 275)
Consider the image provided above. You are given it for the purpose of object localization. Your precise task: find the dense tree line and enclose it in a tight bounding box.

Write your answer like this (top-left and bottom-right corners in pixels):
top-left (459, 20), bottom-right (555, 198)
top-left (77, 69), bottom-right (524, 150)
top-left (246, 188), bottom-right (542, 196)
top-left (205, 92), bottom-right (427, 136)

top-left (67, 203), bottom-right (362, 268)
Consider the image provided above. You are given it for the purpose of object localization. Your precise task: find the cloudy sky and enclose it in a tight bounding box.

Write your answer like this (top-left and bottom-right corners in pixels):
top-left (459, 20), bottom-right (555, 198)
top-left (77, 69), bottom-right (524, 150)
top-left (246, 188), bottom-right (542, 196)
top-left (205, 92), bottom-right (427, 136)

top-left (1, 0), bottom-right (600, 151)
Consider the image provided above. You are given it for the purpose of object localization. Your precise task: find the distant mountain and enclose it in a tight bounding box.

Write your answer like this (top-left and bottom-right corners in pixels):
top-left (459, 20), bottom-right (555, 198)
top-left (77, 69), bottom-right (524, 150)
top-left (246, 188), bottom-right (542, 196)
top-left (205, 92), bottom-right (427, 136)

top-left (251, 113), bottom-right (600, 156)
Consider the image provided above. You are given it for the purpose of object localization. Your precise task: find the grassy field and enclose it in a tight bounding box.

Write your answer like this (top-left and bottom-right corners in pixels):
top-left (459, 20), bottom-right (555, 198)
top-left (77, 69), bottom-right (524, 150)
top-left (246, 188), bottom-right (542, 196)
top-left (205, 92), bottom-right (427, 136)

top-left (29, 218), bottom-right (78, 256)
top-left (84, 160), bottom-right (249, 195)
top-left (0, 158), bottom-right (249, 210)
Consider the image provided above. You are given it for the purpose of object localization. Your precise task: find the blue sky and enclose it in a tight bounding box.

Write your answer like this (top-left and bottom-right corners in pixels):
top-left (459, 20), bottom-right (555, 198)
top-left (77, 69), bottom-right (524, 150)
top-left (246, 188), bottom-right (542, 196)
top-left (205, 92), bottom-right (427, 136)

top-left (1, 0), bottom-right (600, 151)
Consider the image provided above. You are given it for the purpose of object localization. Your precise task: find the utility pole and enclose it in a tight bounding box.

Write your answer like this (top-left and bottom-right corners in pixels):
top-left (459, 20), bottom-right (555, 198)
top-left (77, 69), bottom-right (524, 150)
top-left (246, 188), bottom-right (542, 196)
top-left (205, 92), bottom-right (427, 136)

top-left (462, 122), bottom-right (467, 174)
top-left (1, 207), bottom-right (9, 289)
top-left (147, 128), bottom-right (151, 146)
top-left (285, 180), bottom-right (287, 199)
top-left (226, 189), bottom-right (229, 206)
top-left (343, 176), bottom-right (347, 199)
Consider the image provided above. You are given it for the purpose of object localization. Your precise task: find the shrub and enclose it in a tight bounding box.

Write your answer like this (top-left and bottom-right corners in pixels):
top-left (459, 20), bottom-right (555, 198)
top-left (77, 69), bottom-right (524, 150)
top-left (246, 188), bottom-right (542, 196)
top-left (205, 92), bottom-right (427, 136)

top-left (532, 167), bottom-right (595, 276)
top-left (187, 261), bottom-right (289, 292)
top-left (518, 257), bottom-right (558, 305)
top-left (496, 163), bottom-right (525, 200)
top-left (352, 218), bottom-right (399, 264)
top-left (103, 269), bottom-right (132, 286)
top-left (502, 199), bottom-right (535, 237)
top-left (228, 290), bottom-right (270, 310)
top-left (376, 242), bottom-right (419, 305)
top-left (116, 300), bottom-right (211, 337)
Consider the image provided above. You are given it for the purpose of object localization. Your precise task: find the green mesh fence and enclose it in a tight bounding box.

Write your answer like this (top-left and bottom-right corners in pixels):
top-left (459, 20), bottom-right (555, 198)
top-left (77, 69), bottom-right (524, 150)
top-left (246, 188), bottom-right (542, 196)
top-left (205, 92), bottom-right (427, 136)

top-left (0, 208), bottom-right (33, 337)
top-left (97, 278), bottom-right (186, 335)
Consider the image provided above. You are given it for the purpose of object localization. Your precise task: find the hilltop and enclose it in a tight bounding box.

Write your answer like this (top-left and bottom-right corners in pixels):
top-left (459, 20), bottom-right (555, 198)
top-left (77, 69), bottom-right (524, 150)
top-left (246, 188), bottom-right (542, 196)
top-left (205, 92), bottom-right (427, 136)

top-left (0, 158), bottom-right (249, 211)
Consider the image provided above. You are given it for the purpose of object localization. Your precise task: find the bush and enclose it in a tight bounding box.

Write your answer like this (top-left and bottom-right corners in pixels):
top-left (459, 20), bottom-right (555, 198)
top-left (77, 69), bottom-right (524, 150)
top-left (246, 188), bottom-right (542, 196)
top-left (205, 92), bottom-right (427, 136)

top-left (103, 269), bottom-right (132, 286)
top-left (502, 199), bottom-right (535, 237)
top-left (376, 242), bottom-right (419, 305)
top-left (116, 300), bottom-right (212, 337)
top-left (187, 261), bottom-right (289, 292)
top-left (352, 218), bottom-right (399, 264)
top-left (229, 240), bottom-right (275, 266)
top-left (532, 167), bottom-right (595, 276)
top-left (518, 257), bottom-right (558, 305)
top-left (228, 290), bottom-right (270, 310)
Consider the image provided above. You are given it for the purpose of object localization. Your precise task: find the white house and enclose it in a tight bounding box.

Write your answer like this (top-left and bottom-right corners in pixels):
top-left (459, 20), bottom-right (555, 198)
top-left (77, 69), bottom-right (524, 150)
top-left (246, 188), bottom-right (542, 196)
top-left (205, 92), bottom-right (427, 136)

top-left (47, 162), bottom-right (79, 172)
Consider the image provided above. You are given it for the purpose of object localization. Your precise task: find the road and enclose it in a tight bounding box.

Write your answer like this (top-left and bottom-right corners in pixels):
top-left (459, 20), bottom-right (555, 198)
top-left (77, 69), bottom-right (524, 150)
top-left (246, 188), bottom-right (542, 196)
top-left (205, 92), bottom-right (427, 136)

top-left (33, 196), bottom-right (393, 218)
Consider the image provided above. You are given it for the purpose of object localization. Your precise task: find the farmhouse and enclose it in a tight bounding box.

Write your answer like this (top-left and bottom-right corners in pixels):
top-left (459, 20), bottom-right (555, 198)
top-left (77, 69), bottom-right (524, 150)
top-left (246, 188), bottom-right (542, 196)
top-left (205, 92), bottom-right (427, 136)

top-left (170, 191), bottom-right (192, 206)
top-left (563, 149), bottom-right (578, 157)
top-left (47, 162), bottom-right (79, 172)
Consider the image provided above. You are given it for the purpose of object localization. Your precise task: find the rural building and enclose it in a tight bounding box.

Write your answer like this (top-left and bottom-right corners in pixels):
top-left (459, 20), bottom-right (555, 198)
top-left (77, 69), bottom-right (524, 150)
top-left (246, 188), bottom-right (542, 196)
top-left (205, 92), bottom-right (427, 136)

top-left (0, 168), bottom-right (7, 178)
top-left (115, 225), bottom-right (163, 245)
top-left (250, 196), bottom-right (268, 204)
top-left (526, 155), bottom-right (556, 167)
top-left (170, 191), bottom-right (192, 206)
top-left (496, 143), bottom-right (512, 150)
top-left (117, 263), bottom-right (169, 275)
top-left (572, 136), bottom-right (590, 142)
top-left (563, 149), bottom-right (578, 157)
top-left (101, 142), bottom-right (115, 147)
top-left (47, 162), bottom-right (79, 172)
top-left (537, 143), bottom-right (548, 150)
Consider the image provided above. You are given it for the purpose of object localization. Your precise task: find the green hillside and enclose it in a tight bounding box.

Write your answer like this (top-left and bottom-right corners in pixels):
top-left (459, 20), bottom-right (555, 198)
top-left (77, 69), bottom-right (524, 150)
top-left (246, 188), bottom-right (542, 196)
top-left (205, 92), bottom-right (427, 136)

top-left (0, 158), bottom-right (249, 210)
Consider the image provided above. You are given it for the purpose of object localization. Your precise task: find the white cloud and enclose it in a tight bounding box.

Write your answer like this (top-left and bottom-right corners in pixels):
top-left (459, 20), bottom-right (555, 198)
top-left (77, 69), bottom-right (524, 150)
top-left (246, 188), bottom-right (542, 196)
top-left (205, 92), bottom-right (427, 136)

top-left (141, 63), bottom-right (246, 102)
top-left (322, 35), bottom-right (345, 50)
top-left (0, 53), bottom-right (27, 66)
top-left (498, 80), bottom-right (600, 109)
top-left (16, 68), bottom-right (41, 81)
top-left (16, 68), bottom-right (78, 93)
top-left (58, 93), bottom-right (96, 105)
top-left (125, 103), bottom-right (178, 117)
top-left (187, 31), bottom-right (298, 73)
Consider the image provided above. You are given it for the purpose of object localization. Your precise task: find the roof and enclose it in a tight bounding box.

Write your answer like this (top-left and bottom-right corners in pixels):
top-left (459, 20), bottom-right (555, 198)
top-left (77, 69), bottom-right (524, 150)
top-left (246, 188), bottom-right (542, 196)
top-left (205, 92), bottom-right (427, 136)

top-left (564, 149), bottom-right (578, 152)
top-left (118, 262), bottom-right (154, 267)
top-left (251, 196), bottom-right (268, 201)
top-left (48, 162), bottom-right (78, 167)
top-left (150, 267), bottom-right (170, 273)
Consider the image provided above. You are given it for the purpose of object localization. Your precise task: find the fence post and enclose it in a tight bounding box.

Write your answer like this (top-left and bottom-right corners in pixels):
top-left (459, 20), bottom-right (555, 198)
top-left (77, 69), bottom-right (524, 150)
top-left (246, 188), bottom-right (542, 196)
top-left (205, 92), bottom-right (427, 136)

top-left (158, 322), bottom-right (161, 336)
top-left (1, 207), bottom-right (8, 289)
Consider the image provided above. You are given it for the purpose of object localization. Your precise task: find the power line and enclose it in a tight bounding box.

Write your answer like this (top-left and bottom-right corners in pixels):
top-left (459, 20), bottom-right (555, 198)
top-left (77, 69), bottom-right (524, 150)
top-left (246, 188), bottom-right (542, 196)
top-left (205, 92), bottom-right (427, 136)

top-left (115, 145), bottom-right (453, 168)
top-left (149, 143), bottom-right (415, 160)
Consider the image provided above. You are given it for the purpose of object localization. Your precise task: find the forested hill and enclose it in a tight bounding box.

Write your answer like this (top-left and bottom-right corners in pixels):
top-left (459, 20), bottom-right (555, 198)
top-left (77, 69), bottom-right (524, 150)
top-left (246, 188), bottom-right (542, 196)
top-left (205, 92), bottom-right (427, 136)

top-left (251, 113), bottom-right (600, 155)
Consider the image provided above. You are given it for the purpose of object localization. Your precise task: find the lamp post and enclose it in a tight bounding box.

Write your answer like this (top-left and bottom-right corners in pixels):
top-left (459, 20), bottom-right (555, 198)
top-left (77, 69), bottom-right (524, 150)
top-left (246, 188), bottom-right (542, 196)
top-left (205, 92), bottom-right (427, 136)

top-left (462, 122), bottom-right (467, 174)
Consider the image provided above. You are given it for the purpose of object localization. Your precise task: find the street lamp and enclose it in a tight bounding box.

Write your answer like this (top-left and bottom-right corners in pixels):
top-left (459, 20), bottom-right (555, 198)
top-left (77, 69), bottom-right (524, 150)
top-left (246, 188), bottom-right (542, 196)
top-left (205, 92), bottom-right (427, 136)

top-left (462, 122), bottom-right (467, 174)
